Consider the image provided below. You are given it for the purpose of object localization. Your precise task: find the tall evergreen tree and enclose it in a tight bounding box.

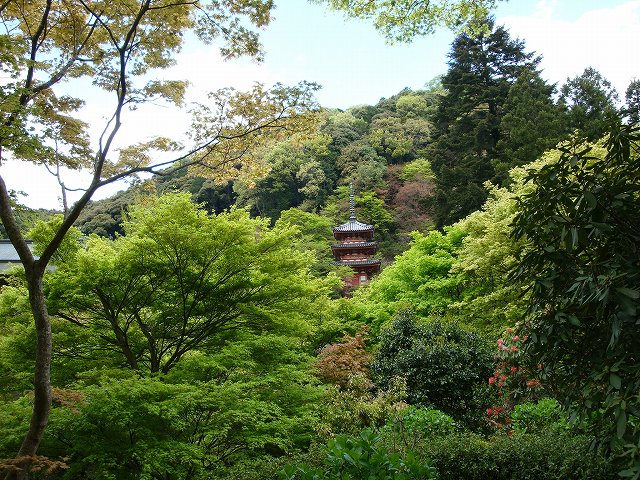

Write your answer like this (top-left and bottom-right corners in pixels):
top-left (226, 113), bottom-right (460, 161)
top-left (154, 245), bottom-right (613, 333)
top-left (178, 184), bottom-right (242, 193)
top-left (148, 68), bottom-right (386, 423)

top-left (625, 79), bottom-right (640, 125)
top-left (559, 67), bottom-right (620, 140)
top-left (430, 18), bottom-right (539, 227)
top-left (495, 70), bottom-right (566, 182)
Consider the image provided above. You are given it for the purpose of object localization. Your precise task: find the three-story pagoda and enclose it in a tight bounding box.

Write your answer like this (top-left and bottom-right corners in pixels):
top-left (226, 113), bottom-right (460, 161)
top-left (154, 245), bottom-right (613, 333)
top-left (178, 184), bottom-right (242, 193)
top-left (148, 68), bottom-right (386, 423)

top-left (331, 185), bottom-right (381, 289)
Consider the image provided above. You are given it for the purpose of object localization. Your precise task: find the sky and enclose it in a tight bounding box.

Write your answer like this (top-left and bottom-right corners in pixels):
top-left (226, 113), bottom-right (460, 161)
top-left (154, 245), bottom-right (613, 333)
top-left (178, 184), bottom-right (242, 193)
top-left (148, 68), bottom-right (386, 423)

top-left (2, 0), bottom-right (640, 209)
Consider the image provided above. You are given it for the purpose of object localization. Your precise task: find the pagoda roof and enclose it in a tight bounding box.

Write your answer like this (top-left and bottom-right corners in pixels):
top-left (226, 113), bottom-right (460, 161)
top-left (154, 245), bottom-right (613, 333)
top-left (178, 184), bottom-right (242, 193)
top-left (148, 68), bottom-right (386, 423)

top-left (333, 218), bottom-right (374, 232)
top-left (332, 259), bottom-right (381, 267)
top-left (331, 241), bottom-right (377, 249)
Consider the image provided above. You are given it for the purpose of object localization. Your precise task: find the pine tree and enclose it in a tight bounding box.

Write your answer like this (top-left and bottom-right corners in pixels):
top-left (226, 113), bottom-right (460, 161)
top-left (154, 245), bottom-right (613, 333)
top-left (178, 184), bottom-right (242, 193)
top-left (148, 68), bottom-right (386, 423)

top-left (625, 79), bottom-right (640, 125)
top-left (430, 18), bottom-right (540, 227)
top-left (559, 67), bottom-right (620, 141)
top-left (495, 70), bottom-right (566, 182)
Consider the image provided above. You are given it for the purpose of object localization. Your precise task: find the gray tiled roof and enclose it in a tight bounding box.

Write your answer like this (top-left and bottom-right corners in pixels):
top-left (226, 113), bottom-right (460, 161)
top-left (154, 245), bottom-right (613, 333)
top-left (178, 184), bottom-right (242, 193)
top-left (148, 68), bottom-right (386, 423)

top-left (0, 240), bottom-right (35, 272)
top-left (332, 259), bottom-right (381, 266)
top-left (331, 242), bottom-right (377, 249)
top-left (333, 218), bottom-right (374, 232)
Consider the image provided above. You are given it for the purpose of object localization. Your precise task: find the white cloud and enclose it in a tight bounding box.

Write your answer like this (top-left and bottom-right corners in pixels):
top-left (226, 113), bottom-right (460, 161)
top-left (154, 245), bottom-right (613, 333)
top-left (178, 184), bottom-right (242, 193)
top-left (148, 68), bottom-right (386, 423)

top-left (498, 0), bottom-right (640, 96)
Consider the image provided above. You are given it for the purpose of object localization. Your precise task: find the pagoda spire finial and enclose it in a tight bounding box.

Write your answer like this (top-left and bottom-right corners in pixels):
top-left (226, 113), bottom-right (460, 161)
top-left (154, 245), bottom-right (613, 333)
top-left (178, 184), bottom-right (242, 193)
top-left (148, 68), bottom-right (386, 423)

top-left (349, 183), bottom-right (356, 220)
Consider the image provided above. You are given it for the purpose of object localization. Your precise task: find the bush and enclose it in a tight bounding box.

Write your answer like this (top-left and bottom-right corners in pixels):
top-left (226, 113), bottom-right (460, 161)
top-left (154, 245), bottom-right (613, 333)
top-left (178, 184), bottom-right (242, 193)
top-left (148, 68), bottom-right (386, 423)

top-left (511, 398), bottom-right (573, 434)
top-left (371, 313), bottom-right (493, 428)
top-left (380, 406), bottom-right (457, 451)
top-left (280, 429), bottom-right (436, 480)
top-left (423, 432), bottom-right (615, 480)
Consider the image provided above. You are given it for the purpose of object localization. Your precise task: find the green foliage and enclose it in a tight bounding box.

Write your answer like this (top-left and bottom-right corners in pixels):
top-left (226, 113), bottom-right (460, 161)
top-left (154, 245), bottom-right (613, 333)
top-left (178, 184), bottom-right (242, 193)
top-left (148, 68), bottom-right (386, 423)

top-left (380, 407), bottom-right (457, 451)
top-left (50, 374), bottom-right (317, 479)
top-left (398, 158), bottom-right (434, 181)
top-left (316, 384), bottom-right (406, 438)
top-left (234, 135), bottom-right (337, 220)
top-left (0, 285), bottom-right (35, 394)
top-left (0, 191), bottom-right (57, 239)
top-left (318, 0), bottom-right (500, 42)
top-left (355, 191), bottom-right (396, 237)
top-left (511, 398), bottom-right (574, 434)
top-left (354, 228), bottom-right (465, 331)
top-left (275, 208), bottom-right (336, 276)
top-left (423, 432), bottom-right (615, 480)
top-left (45, 193), bottom-right (337, 374)
top-left (430, 18), bottom-right (543, 226)
top-left (371, 313), bottom-right (493, 428)
top-left (495, 69), bottom-right (566, 181)
top-left (625, 79), bottom-right (640, 125)
top-left (399, 407), bottom-right (456, 437)
top-left (451, 178), bottom-right (532, 335)
top-left (280, 429), bottom-right (436, 480)
top-left (560, 67), bottom-right (620, 141)
top-left (511, 125), bottom-right (640, 475)
top-left (0, 329), bottom-right (324, 477)
top-left (29, 215), bottom-right (83, 265)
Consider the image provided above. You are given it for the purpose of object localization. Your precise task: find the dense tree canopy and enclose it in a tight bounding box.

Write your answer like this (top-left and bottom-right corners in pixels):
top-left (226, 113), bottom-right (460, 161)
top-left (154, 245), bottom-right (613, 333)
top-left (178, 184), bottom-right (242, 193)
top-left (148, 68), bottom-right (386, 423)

top-left (44, 194), bottom-right (336, 374)
top-left (512, 126), bottom-right (640, 475)
top-left (2, 2), bottom-right (635, 477)
top-left (559, 67), bottom-right (620, 141)
top-left (0, 1), bottom-right (322, 467)
top-left (429, 18), bottom-right (541, 226)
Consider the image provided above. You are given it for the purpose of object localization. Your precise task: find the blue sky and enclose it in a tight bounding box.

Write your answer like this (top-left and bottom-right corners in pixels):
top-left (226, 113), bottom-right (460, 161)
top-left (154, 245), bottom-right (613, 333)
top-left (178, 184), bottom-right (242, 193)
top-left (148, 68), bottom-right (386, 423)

top-left (243, 0), bottom-right (639, 109)
top-left (2, 0), bottom-right (639, 208)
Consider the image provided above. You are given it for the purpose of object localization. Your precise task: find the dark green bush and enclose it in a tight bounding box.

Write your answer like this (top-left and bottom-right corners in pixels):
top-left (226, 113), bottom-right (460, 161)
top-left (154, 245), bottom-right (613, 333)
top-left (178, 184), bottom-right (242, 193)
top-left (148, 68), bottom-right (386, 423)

top-left (423, 432), bottom-right (616, 480)
top-left (371, 313), bottom-right (493, 428)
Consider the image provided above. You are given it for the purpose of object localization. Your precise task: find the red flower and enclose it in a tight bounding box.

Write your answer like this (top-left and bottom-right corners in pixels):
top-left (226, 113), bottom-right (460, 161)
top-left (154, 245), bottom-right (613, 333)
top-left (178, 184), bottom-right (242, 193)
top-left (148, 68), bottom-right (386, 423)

top-left (488, 376), bottom-right (496, 385)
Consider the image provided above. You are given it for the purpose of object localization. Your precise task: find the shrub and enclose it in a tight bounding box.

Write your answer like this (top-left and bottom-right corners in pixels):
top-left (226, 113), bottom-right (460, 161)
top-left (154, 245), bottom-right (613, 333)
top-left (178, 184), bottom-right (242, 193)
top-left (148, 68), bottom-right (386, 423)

top-left (511, 398), bottom-right (573, 434)
top-left (381, 406), bottom-right (457, 451)
top-left (314, 326), bottom-right (372, 392)
top-left (423, 432), bottom-right (615, 480)
top-left (486, 328), bottom-right (543, 433)
top-left (280, 429), bottom-right (436, 480)
top-left (371, 313), bottom-right (493, 428)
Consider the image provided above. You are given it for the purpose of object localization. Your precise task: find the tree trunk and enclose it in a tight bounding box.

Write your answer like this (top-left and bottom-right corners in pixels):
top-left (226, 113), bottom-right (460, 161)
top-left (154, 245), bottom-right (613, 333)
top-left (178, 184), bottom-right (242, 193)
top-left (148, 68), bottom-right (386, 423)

top-left (5, 267), bottom-right (51, 480)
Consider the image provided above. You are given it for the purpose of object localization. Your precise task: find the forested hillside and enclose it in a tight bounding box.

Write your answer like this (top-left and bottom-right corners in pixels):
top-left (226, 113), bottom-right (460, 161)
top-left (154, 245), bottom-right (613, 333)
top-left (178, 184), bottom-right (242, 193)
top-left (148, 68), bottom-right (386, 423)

top-left (1, 12), bottom-right (639, 480)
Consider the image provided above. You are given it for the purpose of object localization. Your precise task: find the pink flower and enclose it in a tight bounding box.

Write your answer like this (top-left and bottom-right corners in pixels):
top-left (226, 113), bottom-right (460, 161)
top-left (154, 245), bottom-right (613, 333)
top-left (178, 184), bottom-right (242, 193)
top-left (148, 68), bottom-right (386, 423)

top-left (523, 335), bottom-right (529, 341)
top-left (506, 327), bottom-right (513, 334)
top-left (488, 376), bottom-right (496, 385)
top-left (512, 335), bottom-right (519, 341)
top-left (486, 408), bottom-right (493, 415)
top-left (497, 338), bottom-right (504, 346)
top-left (511, 346), bottom-right (518, 352)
